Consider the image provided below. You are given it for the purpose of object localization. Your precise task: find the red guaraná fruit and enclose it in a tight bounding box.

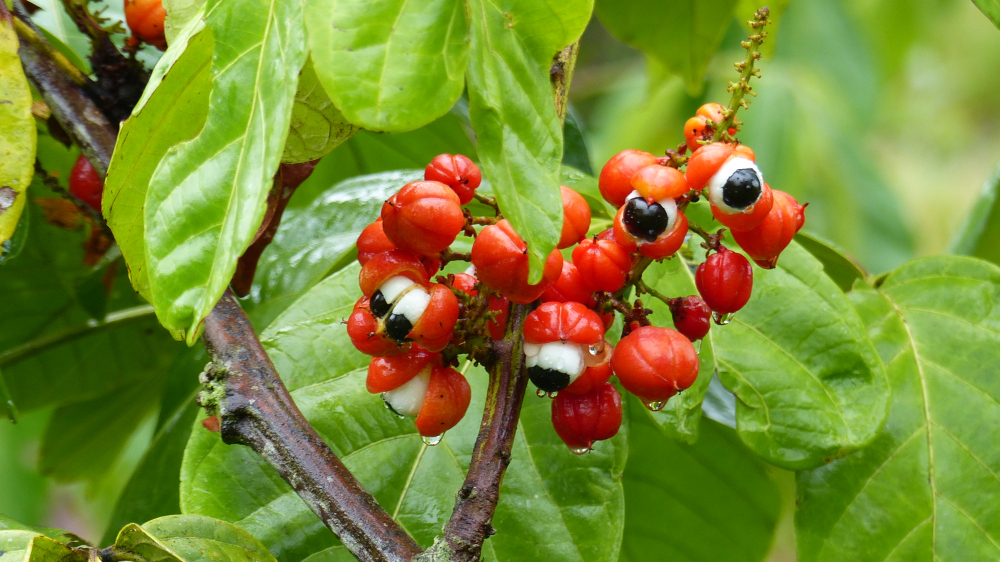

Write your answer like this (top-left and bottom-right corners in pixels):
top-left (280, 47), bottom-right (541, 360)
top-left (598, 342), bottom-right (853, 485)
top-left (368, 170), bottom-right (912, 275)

top-left (695, 247), bottom-right (753, 317)
top-left (414, 365), bottom-right (472, 437)
top-left (381, 181), bottom-right (465, 255)
top-left (356, 220), bottom-right (441, 277)
top-left (551, 382), bottom-right (622, 453)
top-left (424, 154), bottom-right (482, 205)
top-left (685, 142), bottom-right (756, 192)
top-left (573, 238), bottom-right (632, 293)
top-left (613, 200), bottom-right (689, 260)
top-left (347, 297), bottom-right (410, 356)
top-left (612, 326), bottom-right (699, 404)
top-left (450, 272), bottom-right (478, 295)
top-left (668, 296), bottom-right (712, 342)
top-left (558, 185), bottom-right (591, 249)
top-left (471, 219), bottom-right (563, 304)
top-left (563, 340), bottom-right (613, 395)
top-left (359, 250), bottom-right (430, 298)
top-left (124, 0), bottom-right (167, 50)
top-left (731, 190), bottom-right (806, 269)
top-left (367, 347), bottom-right (440, 393)
top-left (69, 155), bottom-right (104, 212)
top-left (598, 149), bottom-right (659, 208)
top-left (523, 302), bottom-right (605, 392)
top-left (541, 261), bottom-right (593, 305)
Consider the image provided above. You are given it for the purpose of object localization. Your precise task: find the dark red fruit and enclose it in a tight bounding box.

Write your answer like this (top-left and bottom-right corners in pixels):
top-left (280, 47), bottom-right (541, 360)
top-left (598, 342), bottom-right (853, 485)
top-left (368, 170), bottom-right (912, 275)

top-left (695, 247), bottom-right (753, 315)
top-left (551, 383), bottom-right (622, 452)
top-left (69, 155), bottom-right (104, 212)
top-left (424, 154), bottom-right (482, 204)
top-left (668, 296), bottom-right (711, 341)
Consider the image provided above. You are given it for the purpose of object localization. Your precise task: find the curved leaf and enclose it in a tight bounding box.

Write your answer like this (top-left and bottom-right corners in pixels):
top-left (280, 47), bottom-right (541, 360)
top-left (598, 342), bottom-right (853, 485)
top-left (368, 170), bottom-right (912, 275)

top-left (164, 0), bottom-right (207, 44)
top-left (0, 531), bottom-right (39, 562)
top-left (281, 60), bottom-right (359, 164)
top-left (466, 0), bottom-right (592, 283)
top-left (0, 10), bottom-right (37, 252)
top-left (796, 256), bottom-right (1000, 561)
top-left (181, 263), bottom-right (625, 561)
top-left (306, 0), bottom-right (469, 133)
top-left (713, 241), bottom-right (889, 469)
top-left (117, 515), bottom-right (277, 562)
top-left (794, 231), bottom-right (867, 292)
top-left (105, 22), bottom-right (213, 302)
top-left (950, 160), bottom-right (1000, 266)
top-left (621, 399), bottom-right (781, 562)
top-left (594, 0), bottom-right (738, 94)
top-left (144, 0), bottom-right (307, 342)
top-left (972, 0), bottom-right (1000, 29)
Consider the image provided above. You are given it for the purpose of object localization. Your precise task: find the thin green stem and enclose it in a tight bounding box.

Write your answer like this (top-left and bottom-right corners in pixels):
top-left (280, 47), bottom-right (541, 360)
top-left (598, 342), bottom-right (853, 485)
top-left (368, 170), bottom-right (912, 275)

top-left (636, 279), bottom-right (671, 307)
top-left (713, 7), bottom-right (771, 142)
top-left (0, 305), bottom-right (155, 368)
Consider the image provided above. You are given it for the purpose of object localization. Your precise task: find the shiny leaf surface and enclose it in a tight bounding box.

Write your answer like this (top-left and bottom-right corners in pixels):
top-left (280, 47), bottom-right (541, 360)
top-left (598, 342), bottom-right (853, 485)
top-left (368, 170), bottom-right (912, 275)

top-left (282, 60), bottom-right (359, 164)
top-left (795, 231), bottom-right (867, 292)
top-left (116, 515), bottom-right (278, 562)
top-left (796, 256), bottom-right (1000, 561)
top-left (0, 11), bottom-right (37, 251)
top-left (306, 0), bottom-right (469, 133)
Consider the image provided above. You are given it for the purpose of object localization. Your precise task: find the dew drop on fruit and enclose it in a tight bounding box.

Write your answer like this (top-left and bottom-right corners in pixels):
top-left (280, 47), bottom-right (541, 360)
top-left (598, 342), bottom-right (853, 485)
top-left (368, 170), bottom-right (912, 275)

top-left (569, 446), bottom-right (591, 455)
top-left (588, 342), bottom-right (604, 356)
top-left (422, 434), bottom-right (444, 446)
top-left (644, 400), bottom-right (666, 412)
top-left (547, 391), bottom-right (559, 399)
top-left (712, 311), bottom-right (734, 325)
top-left (536, 388), bottom-right (547, 398)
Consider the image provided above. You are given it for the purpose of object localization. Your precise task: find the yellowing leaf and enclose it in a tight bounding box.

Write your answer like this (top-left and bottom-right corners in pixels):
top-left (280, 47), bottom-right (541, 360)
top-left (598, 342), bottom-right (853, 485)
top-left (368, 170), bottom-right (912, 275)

top-left (0, 10), bottom-right (37, 254)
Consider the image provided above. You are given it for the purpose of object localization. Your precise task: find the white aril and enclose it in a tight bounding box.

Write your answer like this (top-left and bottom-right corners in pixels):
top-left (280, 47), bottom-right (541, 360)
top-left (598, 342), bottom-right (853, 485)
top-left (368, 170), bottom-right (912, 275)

top-left (383, 367), bottom-right (432, 417)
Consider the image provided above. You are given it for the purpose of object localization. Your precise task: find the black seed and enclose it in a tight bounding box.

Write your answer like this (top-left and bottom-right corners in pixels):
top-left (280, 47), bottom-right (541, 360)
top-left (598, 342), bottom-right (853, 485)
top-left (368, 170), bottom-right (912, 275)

top-left (370, 291), bottom-right (390, 318)
top-left (528, 366), bottom-right (571, 392)
top-left (722, 168), bottom-right (762, 210)
top-left (623, 198), bottom-right (669, 242)
top-left (384, 314), bottom-right (412, 342)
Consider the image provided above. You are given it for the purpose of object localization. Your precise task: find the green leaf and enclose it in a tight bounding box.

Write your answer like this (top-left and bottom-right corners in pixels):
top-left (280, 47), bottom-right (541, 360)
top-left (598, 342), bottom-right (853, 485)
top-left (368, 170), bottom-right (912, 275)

top-left (0, 11), bottom-right (37, 251)
top-left (950, 160), bottom-right (1000, 266)
top-left (281, 60), bottom-right (359, 164)
top-left (0, 367), bottom-right (15, 422)
top-left (795, 231), bottom-right (867, 292)
top-left (164, 0), bottom-right (207, 44)
top-left (182, 264), bottom-right (625, 561)
top-left (466, 0), bottom-right (592, 283)
top-left (972, 0), bottom-right (1000, 29)
top-left (712, 241), bottom-right (889, 469)
top-left (105, 21), bottom-right (214, 303)
top-left (306, 0), bottom-right (470, 133)
top-left (27, 0), bottom-right (92, 71)
top-left (22, 535), bottom-right (87, 562)
top-left (621, 399), bottom-right (781, 562)
top-left (594, 0), bottom-right (739, 94)
top-left (143, 0), bottom-right (308, 343)
top-left (562, 110), bottom-right (592, 175)
top-left (0, 204), bottom-right (28, 266)
top-left (796, 256), bottom-right (1000, 561)
top-left (0, 530), bottom-right (41, 562)
top-left (245, 170), bottom-right (421, 327)
top-left (638, 257), bottom-right (717, 444)
top-left (116, 515), bottom-right (278, 562)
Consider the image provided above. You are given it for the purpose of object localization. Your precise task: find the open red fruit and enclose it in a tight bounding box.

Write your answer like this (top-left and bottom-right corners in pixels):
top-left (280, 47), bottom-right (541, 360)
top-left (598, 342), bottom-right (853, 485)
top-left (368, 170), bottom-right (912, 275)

top-left (367, 347), bottom-right (440, 393)
top-left (523, 302), bottom-right (605, 393)
top-left (471, 219), bottom-right (563, 304)
top-left (381, 181), bottom-right (465, 255)
top-left (613, 202), bottom-right (688, 260)
top-left (685, 142), bottom-right (756, 191)
top-left (359, 250), bottom-right (430, 298)
top-left (598, 149), bottom-right (658, 208)
top-left (612, 326), bottom-right (698, 403)
top-left (695, 247), bottom-right (753, 316)
top-left (731, 190), bottom-right (806, 268)
top-left (356, 220), bottom-right (441, 277)
top-left (347, 297), bottom-right (410, 356)
top-left (69, 155), bottom-right (104, 212)
top-left (572, 238), bottom-right (631, 293)
top-left (551, 382), bottom-right (622, 452)
top-left (414, 366), bottom-right (472, 437)
top-left (424, 154), bottom-right (481, 204)
top-left (558, 185), bottom-right (591, 249)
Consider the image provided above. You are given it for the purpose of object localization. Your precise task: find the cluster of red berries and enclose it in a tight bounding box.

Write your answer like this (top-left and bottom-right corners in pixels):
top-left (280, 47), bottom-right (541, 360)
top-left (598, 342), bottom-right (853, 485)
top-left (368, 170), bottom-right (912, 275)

top-left (347, 103), bottom-right (805, 452)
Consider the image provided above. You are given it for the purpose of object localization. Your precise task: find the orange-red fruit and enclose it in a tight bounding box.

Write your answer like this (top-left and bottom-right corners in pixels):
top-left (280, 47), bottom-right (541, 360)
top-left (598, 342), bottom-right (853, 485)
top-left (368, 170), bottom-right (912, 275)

top-left (668, 296), bottom-right (712, 342)
top-left (367, 347), bottom-right (440, 393)
top-left (631, 165), bottom-right (688, 202)
top-left (424, 154), bottom-right (482, 204)
top-left (551, 383), bottom-right (622, 451)
top-left (695, 247), bottom-right (753, 314)
top-left (541, 261), bottom-right (594, 305)
top-left (451, 272), bottom-right (478, 295)
top-left (559, 186), bottom-right (591, 249)
top-left (124, 0), bottom-right (167, 49)
top-left (732, 190), bottom-right (806, 269)
top-left (356, 220), bottom-right (441, 277)
top-left (685, 143), bottom-right (756, 191)
top-left (612, 326), bottom-right (699, 402)
top-left (572, 238), bottom-right (631, 293)
top-left (697, 102), bottom-right (726, 122)
top-left (563, 357), bottom-right (613, 395)
top-left (684, 116), bottom-right (711, 153)
top-left (486, 294), bottom-right (510, 340)
top-left (409, 284), bottom-right (461, 352)
top-left (69, 155), bottom-right (103, 211)
top-left (471, 219), bottom-right (563, 304)
top-left (347, 298), bottom-right (409, 356)
top-left (415, 366), bottom-right (472, 437)
top-left (613, 205), bottom-right (689, 260)
top-left (598, 150), bottom-right (659, 207)
top-left (359, 250), bottom-right (429, 297)
top-left (523, 301), bottom-right (605, 345)
top-left (711, 182), bottom-right (774, 232)
top-left (381, 181), bottom-right (465, 255)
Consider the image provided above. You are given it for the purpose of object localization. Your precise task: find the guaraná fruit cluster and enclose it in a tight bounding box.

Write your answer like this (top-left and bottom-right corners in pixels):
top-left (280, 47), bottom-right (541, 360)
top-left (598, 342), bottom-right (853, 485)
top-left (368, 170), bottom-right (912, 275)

top-left (348, 110), bottom-right (805, 452)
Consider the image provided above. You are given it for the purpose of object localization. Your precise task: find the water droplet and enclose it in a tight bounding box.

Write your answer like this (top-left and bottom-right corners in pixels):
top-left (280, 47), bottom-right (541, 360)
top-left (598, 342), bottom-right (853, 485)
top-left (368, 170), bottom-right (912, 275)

top-left (547, 391), bottom-right (559, 399)
top-left (422, 434), bottom-right (444, 446)
top-left (536, 388), bottom-right (547, 398)
top-left (644, 400), bottom-right (666, 412)
top-left (712, 311), bottom-right (734, 325)
top-left (588, 342), bottom-right (605, 356)
top-left (569, 446), bottom-right (591, 455)
top-left (695, 339), bottom-right (703, 354)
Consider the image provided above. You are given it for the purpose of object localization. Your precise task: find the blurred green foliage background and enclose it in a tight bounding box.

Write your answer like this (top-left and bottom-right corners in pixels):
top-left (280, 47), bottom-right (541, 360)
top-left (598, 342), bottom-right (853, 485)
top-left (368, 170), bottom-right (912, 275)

top-left (1, 0), bottom-right (998, 559)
